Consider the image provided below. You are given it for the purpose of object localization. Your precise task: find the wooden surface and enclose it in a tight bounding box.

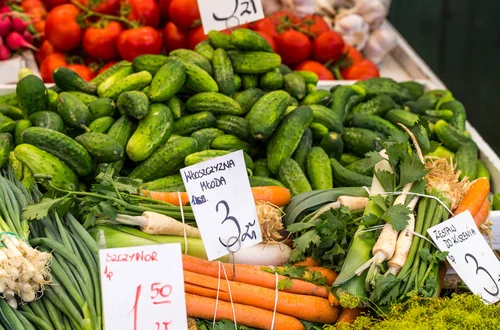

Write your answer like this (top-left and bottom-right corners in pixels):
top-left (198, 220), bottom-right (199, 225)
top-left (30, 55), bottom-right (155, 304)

top-left (389, 0), bottom-right (500, 154)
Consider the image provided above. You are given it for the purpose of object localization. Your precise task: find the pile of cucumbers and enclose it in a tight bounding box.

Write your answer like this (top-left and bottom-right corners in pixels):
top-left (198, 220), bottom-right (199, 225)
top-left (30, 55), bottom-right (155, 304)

top-left (0, 28), bottom-right (486, 197)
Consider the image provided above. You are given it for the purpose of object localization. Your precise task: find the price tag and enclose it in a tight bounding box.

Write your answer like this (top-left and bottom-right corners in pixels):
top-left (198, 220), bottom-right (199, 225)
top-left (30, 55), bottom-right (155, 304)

top-left (180, 150), bottom-right (262, 260)
top-left (99, 244), bottom-right (188, 330)
top-left (197, 0), bottom-right (264, 34)
top-left (428, 211), bottom-right (500, 303)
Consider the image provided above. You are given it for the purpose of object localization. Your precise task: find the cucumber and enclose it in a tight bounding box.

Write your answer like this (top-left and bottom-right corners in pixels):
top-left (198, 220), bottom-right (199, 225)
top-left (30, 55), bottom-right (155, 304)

top-left (184, 150), bottom-right (230, 166)
top-left (284, 73), bottom-right (306, 100)
top-left (102, 71), bottom-right (153, 100)
top-left (47, 89), bottom-right (58, 111)
top-left (216, 115), bottom-right (249, 140)
top-left (307, 83), bottom-right (316, 94)
top-left (278, 158), bottom-right (312, 197)
top-left (57, 92), bottom-right (91, 130)
top-left (330, 85), bottom-right (365, 122)
top-left (409, 90), bottom-right (449, 115)
top-left (174, 111), bottom-right (216, 136)
top-left (292, 128), bottom-right (312, 172)
top-left (267, 106), bottom-right (314, 174)
top-left (294, 71), bottom-right (319, 85)
top-left (212, 48), bottom-right (236, 96)
top-left (15, 119), bottom-right (32, 145)
top-left (185, 92), bottom-right (242, 115)
top-left (67, 91), bottom-right (99, 105)
top-left (260, 69), bottom-right (283, 91)
top-left (439, 100), bottom-right (466, 131)
top-left (0, 92), bottom-right (18, 107)
top-left (148, 60), bottom-right (186, 102)
top-left (0, 115), bottom-right (16, 133)
top-left (230, 28), bottom-right (274, 52)
top-left (456, 142), bottom-right (478, 180)
top-left (88, 98), bottom-right (116, 121)
top-left (171, 56), bottom-right (219, 93)
top-left (141, 174), bottom-right (186, 192)
top-left (246, 90), bottom-right (290, 141)
top-left (0, 133), bottom-right (13, 168)
top-left (349, 114), bottom-right (399, 137)
top-left (427, 145), bottom-right (455, 160)
top-left (234, 74), bottom-right (242, 91)
top-left (108, 116), bottom-right (135, 148)
top-left (97, 66), bottom-right (134, 97)
top-left (91, 61), bottom-right (131, 85)
top-left (434, 120), bottom-right (472, 152)
top-left (342, 127), bottom-right (383, 157)
top-left (399, 81), bottom-right (425, 101)
top-left (89, 116), bottom-right (115, 133)
top-left (16, 75), bottom-right (49, 115)
top-left (9, 152), bottom-right (23, 180)
top-left (289, 96), bottom-right (299, 107)
top-left (22, 127), bottom-right (94, 177)
top-left (249, 176), bottom-right (284, 187)
top-left (254, 158), bottom-right (271, 178)
top-left (227, 51), bottom-right (281, 74)
top-left (191, 128), bottom-right (224, 151)
top-left (310, 105), bottom-right (343, 133)
top-left (170, 49), bottom-right (213, 75)
top-left (117, 91), bottom-right (150, 119)
top-left (424, 109), bottom-right (454, 123)
top-left (167, 96), bottom-right (184, 119)
top-left (351, 95), bottom-right (396, 117)
top-left (306, 147), bottom-right (333, 190)
top-left (233, 88), bottom-right (265, 114)
top-left (355, 78), bottom-right (412, 103)
top-left (241, 74), bottom-right (259, 90)
top-left (195, 40), bottom-right (215, 61)
top-left (208, 31), bottom-right (236, 50)
top-left (0, 105), bottom-right (25, 120)
top-left (330, 158), bottom-right (372, 187)
top-left (53, 67), bottom-right (97, 94)
top-left (211, 134), bottom-right (250, 153)
top-left (384, 109), bottom-right (419, 128)
top-left (28, 111), bottom-right (64, 132)
top-left (129, 137), bottom-right (198, 182)
top-left (309, 122), bottom-right (329, 141)
top-left (476, 159), bottom-right (490, 181)
top-left (302, 90), bottom-right (332, 107)
top-left (76, 132), bottom-right (124, 163)
top-left (319, 132), bottom-right (344, 160)
top-left (127, 104), bottom-right (174, 162)
top-left (278, 64), bottom-right (292, 75)
top-left (132, 54), bottom-right (169, 75)
top-left (340, 153), bottom-right (361, 166)
top-left (345, 158), bottom-right (374, 176)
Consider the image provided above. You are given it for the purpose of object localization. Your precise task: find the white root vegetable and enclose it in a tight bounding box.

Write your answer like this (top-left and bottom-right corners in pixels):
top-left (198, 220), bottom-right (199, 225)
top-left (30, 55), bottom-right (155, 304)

top-left (230, 243), bottom-right (292, 266)
top-left (114, 212), bottom-right (201, 238)
top-left (337, 196), bottom-right (369, 211)
top-left (370, 149), bottom-right (392, 195)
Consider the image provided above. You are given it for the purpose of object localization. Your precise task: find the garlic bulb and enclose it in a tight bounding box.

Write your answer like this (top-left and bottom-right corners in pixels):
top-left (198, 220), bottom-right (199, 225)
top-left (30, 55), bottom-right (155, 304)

top-left (351, 0), bottom-right (388, 30)
top-left (293, 0), bottom-right (318, 16)
top-left (363, 25), bottom-right (397, 64)
top-left (262, 0), bottom-right (282, 15)
top-left (334, 14), bottom-right (369, 49)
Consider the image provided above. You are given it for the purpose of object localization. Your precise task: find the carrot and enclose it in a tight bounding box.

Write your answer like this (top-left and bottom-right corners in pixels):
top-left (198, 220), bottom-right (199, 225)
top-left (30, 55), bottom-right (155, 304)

top-left (182, 254), bottom-right (329, 298)
top-left (473, 199), bottom-right (490, 227)
top-left (328, 292), bottom-right (340, 307)
top-left (293, 257), bottom-right (320, 267)
top-left (142, 186), bottom-right (292, 207)
top-left (307, 267), bottom-right (338, 286)
top-left (454, 178), bottom-right (490, 216)
top-left (184, 283), bottom-right (231, 300)
top-left (183, 271), bottom-right (339, 323)
top-left (185, 293), bottom-right (305, 330)
top-left (336, 307), bottom-right (364, 326)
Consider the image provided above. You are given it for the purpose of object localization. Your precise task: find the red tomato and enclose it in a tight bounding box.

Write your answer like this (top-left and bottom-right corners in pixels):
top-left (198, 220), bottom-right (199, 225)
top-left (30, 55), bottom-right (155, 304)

top-left (164, 22), bottom-right (188, 52)
top-left (252, 17), bottom-right (277, 37)
top-left (42, 0), bottom-right (69, 10)
top-left (97, 61), bottom-right (117, 75)
top-left (341, 59), bottom-right (380, 80)
top-left (275, 30), bottom-right (311, 66)
top-left (255, 31), bottom-right (277, 52)
top-left (169, 0), bottom-right (201, 29)
top-left (296, 60), bottom-right (334, 80)
top-left (313, 31), bottom-right (345, 64)
top-left (125, 0), bottom-right (160, 28)
top-left (36, 40), bottom-right (56, 64)
top-left (301, 14), bottom-right (330, 37)
top-left (158, 0), bottom-right (172, 20)
top-left (45, 4), bottom-right (82, 52)
top-left (117, 27), bottom-right (162, 61)
top-left (344, 44), bottom-right (364, 65)
top-left (83, 21), bottom-right (123, 61)
top-left (76, 0), bottom-right (120, 14)
top-left (40, 53), bottom-right (67, 83)
top-left (34, 21), bottom-right (46, 35)
top-left (272, 11), bottom-right (300, 25)
top-left (66, 64), bottom-right (95, 81)
top-left (22, 0), bottom-right (47, 18)
top-left (188, 26), bottom-right (207, 50)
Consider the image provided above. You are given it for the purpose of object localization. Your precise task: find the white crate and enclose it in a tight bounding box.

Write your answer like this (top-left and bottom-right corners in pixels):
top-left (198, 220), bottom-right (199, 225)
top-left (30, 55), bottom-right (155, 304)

top-left (0, 50), bottom-right (40, 85)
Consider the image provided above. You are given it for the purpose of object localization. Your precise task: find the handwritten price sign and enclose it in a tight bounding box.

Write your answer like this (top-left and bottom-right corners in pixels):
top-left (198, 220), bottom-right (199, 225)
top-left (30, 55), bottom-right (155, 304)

top-left (99, 244), bottom-right (188, 329)
top-left (428, 211), bottom-right (500, 304)
top-left (197, 0), bottom-right (264, 34)
top-left (180, 150), bottom-right (262, 260)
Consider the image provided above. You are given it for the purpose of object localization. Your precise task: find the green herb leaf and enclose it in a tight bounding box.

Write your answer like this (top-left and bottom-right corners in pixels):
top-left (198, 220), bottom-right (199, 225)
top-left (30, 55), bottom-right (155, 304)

top-left (375, 169), bottom-right (396, 193)
top-left (383, 204), bottom-right (411, 231)
top-left (370, 195), bottom-right (388, 211)
top-left (398, 153), bottom-right (428, 189)
top-left (22, 197), bottom-right (69, 221)
top-left (292, 230), bottom-right (322, 255)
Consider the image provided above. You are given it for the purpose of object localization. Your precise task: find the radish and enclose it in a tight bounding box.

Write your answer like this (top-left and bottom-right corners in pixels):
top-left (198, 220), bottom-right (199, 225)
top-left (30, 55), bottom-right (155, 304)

top-left (0, 6), bottom-right (10, 14)
top-left (0, 43), bottom-right (9, 60)
top-left (0, 14), bottom-right (10, 37)
top-left (5, 31), bottom-right (36, 51)
top-left (22, 30), bottom-right (33, 44)
top-left (11, 17), bottom-right (28, 34)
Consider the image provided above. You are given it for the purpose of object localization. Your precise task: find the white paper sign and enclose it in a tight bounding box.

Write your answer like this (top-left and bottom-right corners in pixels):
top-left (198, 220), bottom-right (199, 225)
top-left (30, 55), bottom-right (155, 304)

top-left (197, 0), bottom-right (264, 34)
top-left (99, 244), bottom-right (188, 330)
top-left (428, 211), bottom-right (500, 304)
top-left (180, 150), bottom-right (262, 260)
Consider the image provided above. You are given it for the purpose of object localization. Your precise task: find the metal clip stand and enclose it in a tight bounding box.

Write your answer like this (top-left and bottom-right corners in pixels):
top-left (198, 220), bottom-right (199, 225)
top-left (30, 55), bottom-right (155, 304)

top-left (225, 236), bottom-right (241, 281)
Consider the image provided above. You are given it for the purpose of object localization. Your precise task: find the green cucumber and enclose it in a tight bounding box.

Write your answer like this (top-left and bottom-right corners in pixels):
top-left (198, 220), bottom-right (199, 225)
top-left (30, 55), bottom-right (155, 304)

top-left (16, 75), bottom-right (49, 115)
top-left (384, 109), bottom-right (419, 128)
top-left (174, 111), bottom-right (216, 136)
top-left (89, 116), bottom-right (115, 133)
top-left (141, 174), bottom-right (186, 192)
top-left (476, 159), bottom-right (490, 181)
top-left (292, 128), bottom-right (312, 172)
top-left (399, 81), bottom-right (425, 101)
top-left (184, 150), bottom-right (229, 166)
top-left (330, 85), bottom-right (365, 122)
top-left (233, 88), bottom-right (265, 114)
top-left (102, 71), bottom-right (153, 100)
top-left (278, 64), bottom-right (292, 75)
top-left (439, 100), bottom-right (466, 131)
top-left (289, 96), bottom-right (299, 107)
top-left (185, 92), bottom-right (242, 115)
top-left (241, 74), bottom-right (259, 90)
top-left (427, 145), bottom-right (455, 160)
top-left (47, 89), bottom-right (58, 111)
top-left (227, 51), bottom-right (281, 74)
top-left (319, 132), bottom-right (343, 160)
top-left (76, 132), bottom-right (124, 163)
top-left (455, 142), bottom-right (478, 180)
top-left (148, 60), bottom-right (186, 102)
top-left (67, 91), bottom-right (98, 106)
top-left (230, 28), bottom-right (274, 52)
top-left (349, 113), bottom-right (399, 137)
top-left (302, 90), bottom-right (332, 107)
top-left (340, 153), bottom-right (361, 166)
top-left (15, 119), bottom-right (32, 145)
top-left (260, 69), bottom-right (283, 91)
top-left (234, 74), bottom-right (242, 91)
top-left (97, 66), bottom-right (134, 97)
top-left (309, 122), bottom-right (329, 141)
top-left (171, 56), bottom-right (219, 93)
top-left (310, 105), bottom-right (343, 133)
top-left (91, 61), bottom-right (131, 85)
top-left (294, 71), bottom-right (318, 85)
top-left (342, 127), bottom-right (383, 156)
top-left (0, 92), bottom-right (18, 107)
top-left (0, 133), bottom-right (13, 168)
top-left (408, 90), bottom-right (449, 114)
top-left (211, 134), bottom-right (250, 153)
top-left (434, 120), bottom-right (472, 152)
top-left (345, 158), bottom-right (374, 176)
top-left (57, 92), bottom-right (91, 130)
top-left (307, 83), bottom-right (316, 94)
top-left (88, 98), bottom-right (116, 121)
top-left (108, 116), bottom-right (135, 148)
top-left (191, 128), bottom-right (224, 151)
top-left (132, 54), bottom-right (169, 75)
top-left (171, 49), bottom-right (213, 75)
top-left (213, 48), bottom-right (236, 96)
top-left (246, 90), bottom-right (290, 141)
top-left (208, 31), bottom-right (236, 50)
top-left (28, 111), bottom-right (64, 132)
top-left (306, 147), bottom-right (333, 190)
top-left (0, 105), bottom-right (25, 120)
top-left (53, 67), bottom-right (97, 94)
top-left (351, 95), bottom-right (396, 117)
top-left (195, 40), bottom-right (215, 61)
top-left (9, 152), bottom-right (23, 180)
top-left (278, 158), bottom-right (312, 197)
top-left (425, 109), bottom-right (454, 123)
top-left (167, 96), bottom-right (184, 119)
top-left (117, 91), bottom-right (150, 119)
top-left (0, 115), bottom-right (16, 133)
top-left (127, 104), bottom-right (174, 162)
top-left (249, 176), bottom-right (284, 187)
top-left (355, 78), bottom-right (412, 103)
top-left (216, 115), bottom-right (249, 140)
top-left (330, 158), bottom-right (372, 187)
top-left (284, 73), bottom-right (307, 100)
top-left (254, 158), bottom-right (271, 178)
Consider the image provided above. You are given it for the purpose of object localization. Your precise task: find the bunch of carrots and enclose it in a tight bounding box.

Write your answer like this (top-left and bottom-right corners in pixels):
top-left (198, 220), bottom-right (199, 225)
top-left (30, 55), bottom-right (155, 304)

top-left (454, 177), bottom-right (490, 227)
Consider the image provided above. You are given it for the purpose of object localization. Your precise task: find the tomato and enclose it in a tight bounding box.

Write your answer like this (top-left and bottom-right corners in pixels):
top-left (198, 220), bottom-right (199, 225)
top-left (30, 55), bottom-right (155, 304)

top-left (255, 31), bottom-right (277, 53)
top-left (275, 30), bottom-right (311, 66)
top-left (117, 27), bottom-right (162, 61)
top-left (97, 61), bottom-right (117, 75)
top-left (188, 25), bottom-right (207, 50)
top-left (272, 11), bottom-right (300, 25)
top-left (125, 0), bottom-right (160, 28)
top-left (296, 60), bottom-right (334, 80)
top-left (76, 0), bottom-right (120, 14)
top-left (40, 53), bottom-right (67, 83)
top-left (34, 20), bottom-right (45, 34)
top-left (344, 44), bottom-right (364, 65)
top-left (159, 0), bottom-right (172, 21)
top-left (66, 64), bottom-right (95, 81)
top-left (42, 0), bottom-right (69, 10)
top-left (341, 59), bottom-right (380, 80)
top-left (164, 21), bottom-right (188, 52)
top-left (169, 0), bottom-right (201, 29)
top-left (301, 14), bottom-right (330, 37)
top-left (83, 21), bottom-right (123, 61)
top-left (45, 4), bottom-right (82, 52)
top-left (22, 0), bottom-right (47, 18)
top-left (251, 17), bottom-right (277, 37)
top-left (36, 40), bottom-right (56, 64)
top-left (313, 31), bottom-right (345, 64)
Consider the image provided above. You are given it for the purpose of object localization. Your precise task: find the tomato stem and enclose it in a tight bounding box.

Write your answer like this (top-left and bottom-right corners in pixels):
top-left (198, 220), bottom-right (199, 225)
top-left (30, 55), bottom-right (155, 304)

top-left (70, 0), bottom-right (136, 28)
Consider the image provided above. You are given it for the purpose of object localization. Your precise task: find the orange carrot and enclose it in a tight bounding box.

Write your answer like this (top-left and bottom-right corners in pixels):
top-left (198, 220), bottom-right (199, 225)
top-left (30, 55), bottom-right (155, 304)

top-left (454, 178), bottom-right (490, 216)
top-left (328, 292), bottom-right (340, 307)
top-left (307, 267), bottom-right (338, 286)
top-left (184, 283), bottom-right (231, 300)
top-left (142, 186), bottom-right (291, 207)
top-left (293, 257), bottom-right (320, 267)
top-left (473, 199), bottom-right (490, 227)
top-left (185, 293), bottom-right (305, 330)
top-left (182, 254), bottom-right (329, 298)
top-left (336, 307), bottom-right (364, 326)
top-left (183, 271), bottom-right (339, 323)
